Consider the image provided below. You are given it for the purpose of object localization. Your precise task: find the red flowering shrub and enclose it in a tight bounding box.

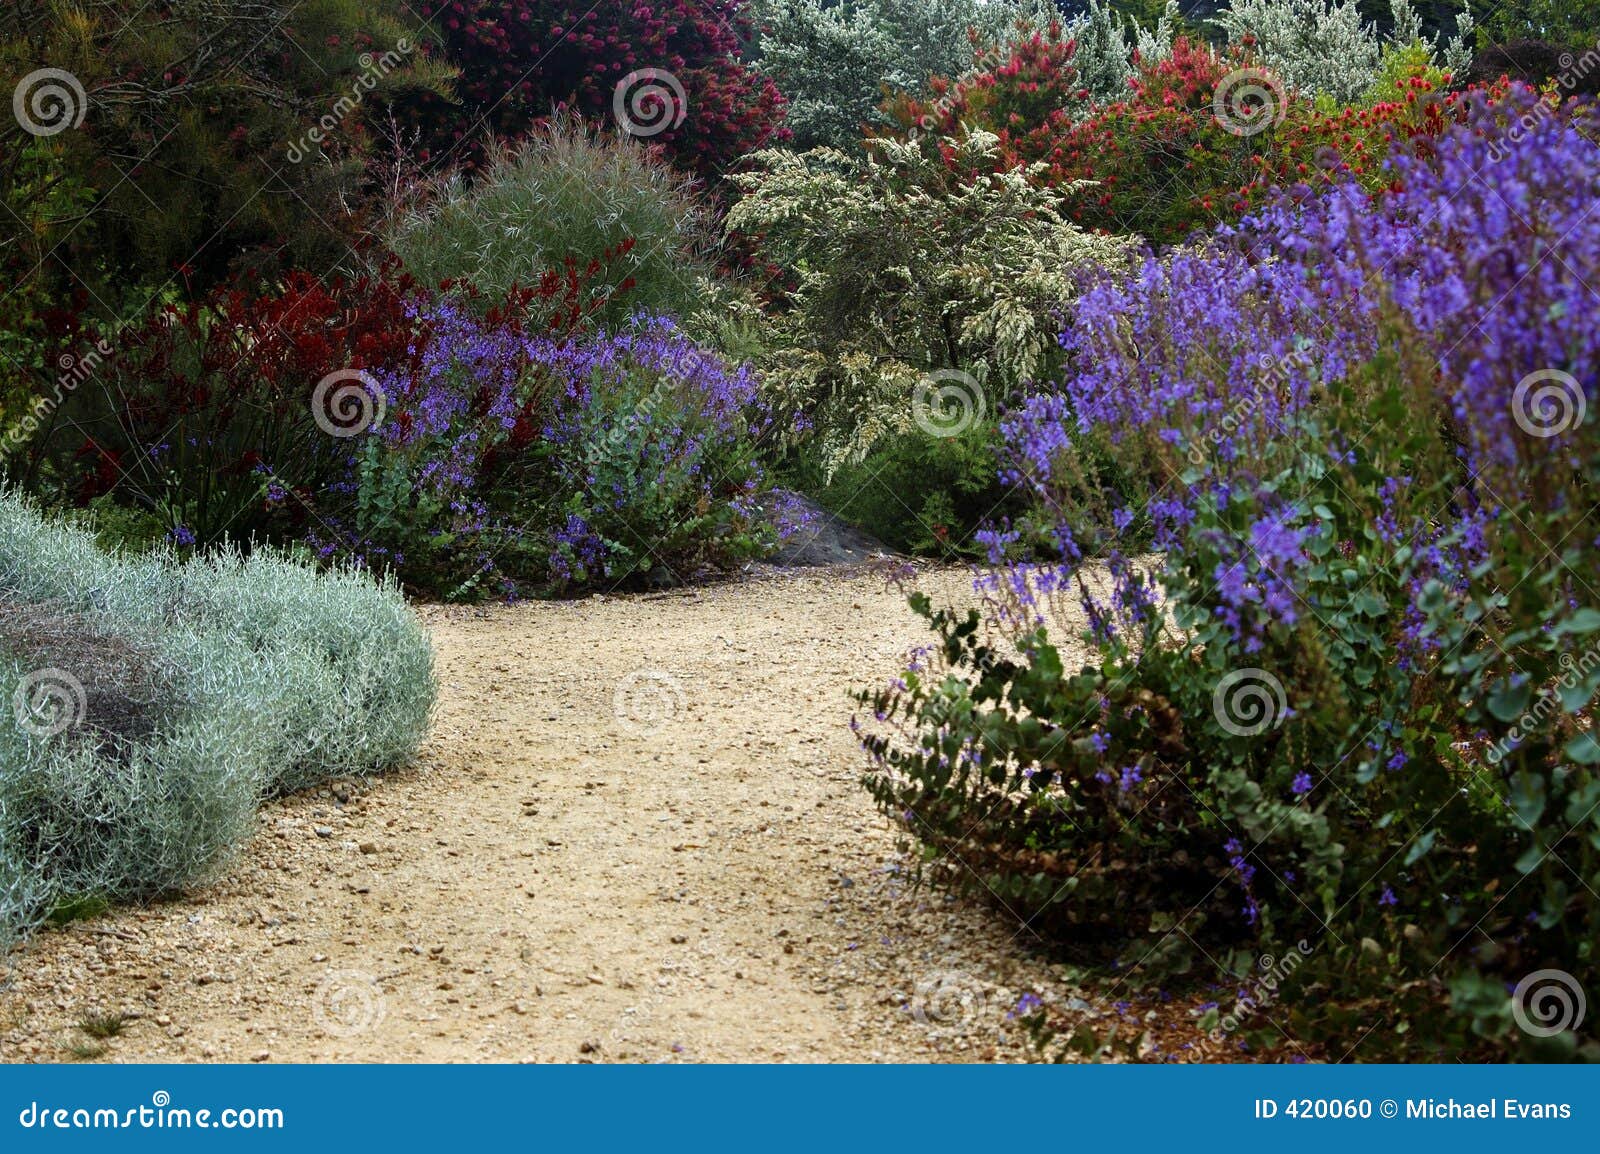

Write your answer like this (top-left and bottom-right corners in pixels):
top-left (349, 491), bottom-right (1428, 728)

top-left (879, 22), bottom-right (1090, 178)
top-left (406, 1), bottom-right (786, 178)
top-left (880, 33), bottom-right (1488, 246)
top-left (1052, 40), bottom-right (1484, 243)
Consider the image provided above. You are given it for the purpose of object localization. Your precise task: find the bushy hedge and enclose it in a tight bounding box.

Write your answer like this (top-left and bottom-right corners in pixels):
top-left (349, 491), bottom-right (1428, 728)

top-left (0, 490), bottom-right (435, 955)
top-left (858, 89), bottom-right (1600, 1059)
top-left (19, 249), bottom-right (778, 597)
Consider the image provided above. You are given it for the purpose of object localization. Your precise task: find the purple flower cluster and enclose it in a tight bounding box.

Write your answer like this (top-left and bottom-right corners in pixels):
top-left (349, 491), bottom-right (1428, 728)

top-left (317, 303), bottom-right (773, 592)
top-left (996, 87), bottom-right (1599, 649)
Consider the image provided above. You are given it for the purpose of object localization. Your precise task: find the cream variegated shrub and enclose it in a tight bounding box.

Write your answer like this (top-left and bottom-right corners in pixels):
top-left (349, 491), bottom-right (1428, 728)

top-left (727, 133), bottom-right (1133, 475)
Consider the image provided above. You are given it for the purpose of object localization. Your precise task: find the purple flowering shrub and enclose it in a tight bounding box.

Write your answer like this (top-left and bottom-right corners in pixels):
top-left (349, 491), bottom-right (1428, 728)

top-left (859, 87), bottom-right (1600, 1058)
top-left (325, 309), bottom-right (776, 595)
top-left (535, 314), bottom-right (775, 587)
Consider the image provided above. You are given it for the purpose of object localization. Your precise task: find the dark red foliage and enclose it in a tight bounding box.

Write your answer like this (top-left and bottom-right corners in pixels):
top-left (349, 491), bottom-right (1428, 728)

top-left (30, 246), bottom-right (632, 539)
top-left (406, 1), bottom-right (786, 178)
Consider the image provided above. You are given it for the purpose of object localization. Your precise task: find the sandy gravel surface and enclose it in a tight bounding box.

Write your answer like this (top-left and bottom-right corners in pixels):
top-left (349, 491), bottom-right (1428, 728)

top-left (0, 565), bottom-right (1114, 1064)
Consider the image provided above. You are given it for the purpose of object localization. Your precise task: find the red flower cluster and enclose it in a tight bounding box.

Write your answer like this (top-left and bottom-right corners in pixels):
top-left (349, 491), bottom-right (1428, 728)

top-left (880, 32), bottom-right (1492, 246)
top-left (408, 1), bottom-right (786, 178)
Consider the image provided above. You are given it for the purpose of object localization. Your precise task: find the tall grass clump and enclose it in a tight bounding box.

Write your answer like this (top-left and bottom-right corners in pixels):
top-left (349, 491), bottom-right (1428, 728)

top-left (385, 117), bottom-right (719, 330)
top-left (0, 490), bottom-right (435, 955)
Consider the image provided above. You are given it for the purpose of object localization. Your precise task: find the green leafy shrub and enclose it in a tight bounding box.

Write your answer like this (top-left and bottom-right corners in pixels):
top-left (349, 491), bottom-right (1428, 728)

top-left (0, 489), bottom-right (435, 954)
top-left (799, 426), bottom-right (1020, 558)
top-left (0, 0), bottom-right (451, 310)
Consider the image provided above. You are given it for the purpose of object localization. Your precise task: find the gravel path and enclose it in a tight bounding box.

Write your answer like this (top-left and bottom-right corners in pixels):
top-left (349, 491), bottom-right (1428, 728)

top-left (1, 566), bottom-right (1116, 1064)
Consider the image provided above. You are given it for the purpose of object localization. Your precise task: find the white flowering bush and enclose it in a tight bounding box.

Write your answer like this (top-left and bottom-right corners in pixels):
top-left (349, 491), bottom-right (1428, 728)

top-left (0, 490), bottom-right (435, 955)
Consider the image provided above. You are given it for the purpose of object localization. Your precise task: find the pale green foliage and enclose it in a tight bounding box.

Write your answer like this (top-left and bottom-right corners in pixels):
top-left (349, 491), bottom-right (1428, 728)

top-left (1215, 0), bottom-right (1473, 103)
top-left (750, 0), bottom-right (1059, 150)
top-left (385, 117), bottom-right (718, 326)
top-left (0, 490), bottom-right (435, 954)
top-left (726, 132), bottom-right (1134, 472)
top-left (1064, 0), bottom-right (1178, 108)
top-left (1131, 0), bottom-right (1180, 66)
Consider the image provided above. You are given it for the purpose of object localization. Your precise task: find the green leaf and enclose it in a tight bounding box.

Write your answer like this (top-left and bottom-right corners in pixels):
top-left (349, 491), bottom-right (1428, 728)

top-left (1509, 771), bottom-right (1547, 828)
top-left (1565, 732), bottom-right (1600, 766)
top-left (1558, 678), bottom-right (1595, 715)
top-left (1403, 829), bottom-right (1437, 866)
top-left (1487, 683), bottom-right (1531, 722)
top-left (1553, 608), bottom-right (1600, 637)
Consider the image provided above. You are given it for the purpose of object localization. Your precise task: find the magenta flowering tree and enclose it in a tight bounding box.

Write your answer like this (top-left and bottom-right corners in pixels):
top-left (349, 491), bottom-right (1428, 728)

top-left (409, 1), bottom-right (786, 177)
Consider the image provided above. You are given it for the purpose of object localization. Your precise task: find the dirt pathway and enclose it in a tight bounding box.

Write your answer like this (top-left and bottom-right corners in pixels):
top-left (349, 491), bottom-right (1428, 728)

top-left (1, 566), bottom-right (1103, 1064)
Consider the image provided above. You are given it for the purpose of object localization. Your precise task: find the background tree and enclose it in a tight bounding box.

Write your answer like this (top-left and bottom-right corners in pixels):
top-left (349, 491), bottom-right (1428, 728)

top-left (407, 1), bottom-right (786, 179)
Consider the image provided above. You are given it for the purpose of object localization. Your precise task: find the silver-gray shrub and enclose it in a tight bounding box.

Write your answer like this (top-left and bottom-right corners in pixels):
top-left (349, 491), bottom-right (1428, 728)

top-left (751, 0), bottom-right (1063, 150)
top-left (0, 489), bottom-right (434, 954)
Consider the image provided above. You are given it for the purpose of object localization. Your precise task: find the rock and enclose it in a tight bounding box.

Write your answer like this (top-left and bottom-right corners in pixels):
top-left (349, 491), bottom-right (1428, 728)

top-left (250, 1051), bottom-right (269, 1063)
top-left (314, 827), bottom-right (333, 839)
top-left (359, 842), bottom-right (379, 855)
